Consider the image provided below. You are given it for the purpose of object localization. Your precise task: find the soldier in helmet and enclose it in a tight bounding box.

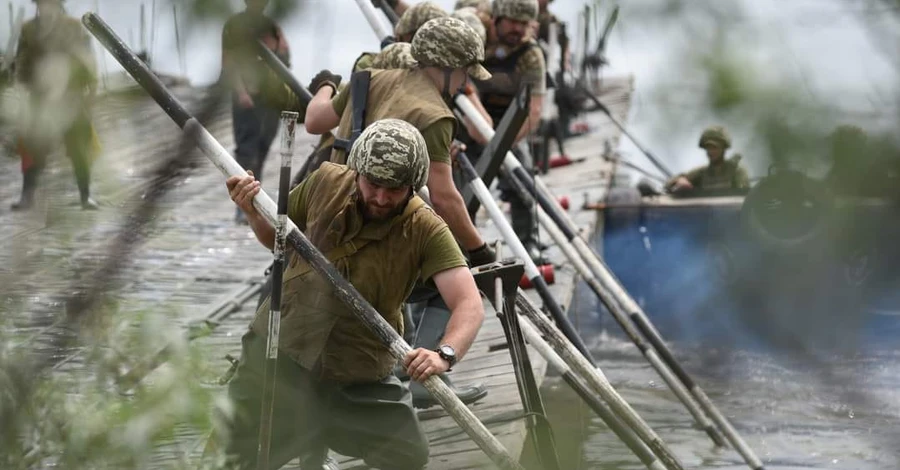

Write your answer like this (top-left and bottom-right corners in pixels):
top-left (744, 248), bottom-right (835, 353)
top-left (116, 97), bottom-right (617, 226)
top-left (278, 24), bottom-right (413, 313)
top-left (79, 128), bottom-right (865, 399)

top-left (666, 126), bottom-right (750, 193)
top-left (463, 0), bottom-right (547, 261)
top-left (12, 0), bottom-right (99, 210)
top-left (305, 17), bottom-right (493, 409)
top-left (223, 119), bottom-right (485, 469)
top-left (455, 0), bottom-right (493, 16)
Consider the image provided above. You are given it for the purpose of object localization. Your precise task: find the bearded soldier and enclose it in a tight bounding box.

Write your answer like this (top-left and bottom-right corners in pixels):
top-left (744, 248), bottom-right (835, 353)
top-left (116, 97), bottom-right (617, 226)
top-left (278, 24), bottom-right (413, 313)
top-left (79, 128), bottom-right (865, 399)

top-left (223, 119), bottom-right (484, 470)
top-left (666, 126), bottom-right (750, 193)
top-left (12, 0), bottom-right (99, 210)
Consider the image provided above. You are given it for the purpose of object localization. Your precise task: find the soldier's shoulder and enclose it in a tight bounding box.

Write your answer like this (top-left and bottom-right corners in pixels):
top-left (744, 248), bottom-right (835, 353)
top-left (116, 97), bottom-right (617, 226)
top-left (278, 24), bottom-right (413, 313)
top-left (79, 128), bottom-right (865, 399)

top-left (516, 39), bottom-right (546, 70)
top-left (353, 51), bottom-right (378, 72)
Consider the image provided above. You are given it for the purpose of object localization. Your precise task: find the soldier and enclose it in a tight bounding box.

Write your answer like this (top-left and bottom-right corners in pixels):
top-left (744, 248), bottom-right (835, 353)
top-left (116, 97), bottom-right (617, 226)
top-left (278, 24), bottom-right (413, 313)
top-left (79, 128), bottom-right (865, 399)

top-left (304, 17), bottom-right (494, 408)
top-left (455, 0), bottom-right (493, 16)
top-left (466, 0), bottom-right (547, 262)
top-left (452, 7), bottom-right (488, 46)
top-left (354, 1), bottom-right (447, 73)
top-left (536, 0), bottom-right (569, 70)
top-left (223, 119), bottom-right (484, 470)
top-left (666, 126), bottom-right (750, 193)
top-left (824, 124), bottom-right (870, 196)
top-left (12, 0), bottom-right (99, 211)
top-left (221, 0), bottom-right (290, 223)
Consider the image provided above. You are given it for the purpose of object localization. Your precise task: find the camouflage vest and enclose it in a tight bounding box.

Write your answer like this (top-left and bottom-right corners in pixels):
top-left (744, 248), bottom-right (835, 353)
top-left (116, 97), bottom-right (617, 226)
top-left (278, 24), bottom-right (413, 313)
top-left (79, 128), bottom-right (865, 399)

top-left (476, 40), bottom-right (539, 122)
top-left (250, 163), bottom-right (435, 383)
top-left (330, 69), bottom-right (455, 164)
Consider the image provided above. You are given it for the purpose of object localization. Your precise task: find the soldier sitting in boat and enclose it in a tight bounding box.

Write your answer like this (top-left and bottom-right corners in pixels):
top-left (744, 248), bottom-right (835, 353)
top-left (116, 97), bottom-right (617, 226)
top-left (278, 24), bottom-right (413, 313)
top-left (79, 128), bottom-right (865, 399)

top-left (222, 119), bottom-right (485, 470)
top-left (304, 16), bottom-right (494, 409)
top-left (665, 125), bottom-right (750, 194)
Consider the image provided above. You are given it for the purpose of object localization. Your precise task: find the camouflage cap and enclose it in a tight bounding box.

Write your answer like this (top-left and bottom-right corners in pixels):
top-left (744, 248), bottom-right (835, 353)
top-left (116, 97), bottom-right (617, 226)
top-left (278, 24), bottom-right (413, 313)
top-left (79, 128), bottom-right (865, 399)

top-left (411, 17), bottom-right (492, 81)
top-left (492, 0), bottom-right (538, 22)
top-left (394, 1), bottom-right (448, 38)
top-left (699, 126), bottom-right (731, 149)
top-left (454, 0), bottom-right (492, 15)
top-left (452, 7), bottom-right (487, 44)
top-left (347, 119), bottom-right (430, 191)
top-left (371, 42), bottom-right (419, 70)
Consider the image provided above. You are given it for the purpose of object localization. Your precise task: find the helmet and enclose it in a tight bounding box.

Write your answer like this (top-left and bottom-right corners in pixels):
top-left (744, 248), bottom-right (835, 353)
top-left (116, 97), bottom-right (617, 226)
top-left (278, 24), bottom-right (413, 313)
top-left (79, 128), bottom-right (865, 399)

top-left (347, 119), bottom-right (430, 191)
top-left (698, 126), bottom-right (731, 149)
top-left (452, 7), bottom-right (487, 44)
top-left (492, 0), bottom-right (538, 22)
top-left (454, 0), bottom-right (492, 15)
top-left (411, 17), bottom-right (491, 80)
top-left (394, 2), bottom-right (447, 38)
top-left (371, 42), bottom-right (418, 70)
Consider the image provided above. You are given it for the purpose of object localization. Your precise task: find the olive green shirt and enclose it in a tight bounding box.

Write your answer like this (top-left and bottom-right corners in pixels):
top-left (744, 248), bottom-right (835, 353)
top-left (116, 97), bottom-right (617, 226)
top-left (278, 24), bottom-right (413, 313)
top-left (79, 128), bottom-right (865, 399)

top-left (667, 156), bottom-right (750, 191)
top-left (252, 163), bottom-right (466, 382)
top-left (330, 70), bottom-right (455, 165)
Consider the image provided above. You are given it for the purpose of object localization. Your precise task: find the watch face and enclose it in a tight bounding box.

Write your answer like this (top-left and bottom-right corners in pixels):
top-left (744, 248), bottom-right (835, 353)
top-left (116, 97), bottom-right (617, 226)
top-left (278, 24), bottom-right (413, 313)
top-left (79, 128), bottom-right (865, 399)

top-left (440, 345), bottom-right (456, 357)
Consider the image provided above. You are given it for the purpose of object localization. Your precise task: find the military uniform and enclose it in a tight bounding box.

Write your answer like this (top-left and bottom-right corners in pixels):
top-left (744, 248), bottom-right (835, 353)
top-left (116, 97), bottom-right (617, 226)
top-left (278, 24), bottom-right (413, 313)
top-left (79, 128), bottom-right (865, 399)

top-left (466, 0), bottom-right (546, 253)
top-left (13, 10), bottom-right (98, 209)
top-left (666, 126), bottom-right (750, 192)
top-left (224, 122), bottom-right (467, 469)
top-left (221, 9), bottom-right (287, 192)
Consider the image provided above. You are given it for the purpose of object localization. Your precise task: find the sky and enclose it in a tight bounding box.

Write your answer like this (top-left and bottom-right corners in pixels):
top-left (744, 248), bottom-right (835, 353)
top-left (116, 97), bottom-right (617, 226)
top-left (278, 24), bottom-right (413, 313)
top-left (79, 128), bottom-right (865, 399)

top-left (3, 0), bottom-right (898, 177)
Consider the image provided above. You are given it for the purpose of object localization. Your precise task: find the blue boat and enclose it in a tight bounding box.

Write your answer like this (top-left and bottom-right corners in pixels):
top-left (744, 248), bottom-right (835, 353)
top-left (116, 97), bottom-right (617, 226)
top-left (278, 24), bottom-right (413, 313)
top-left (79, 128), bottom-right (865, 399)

top-left (599, 173), bottom-right (900, 352)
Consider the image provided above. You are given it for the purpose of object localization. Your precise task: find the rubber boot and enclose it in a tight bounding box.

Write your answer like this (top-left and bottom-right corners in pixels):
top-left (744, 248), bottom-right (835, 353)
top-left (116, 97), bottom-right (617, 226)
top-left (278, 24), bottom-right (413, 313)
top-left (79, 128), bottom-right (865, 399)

top-left (403, 294), bottom-right (488, 408)
top-left (11, 168), bottom-right (38, 211)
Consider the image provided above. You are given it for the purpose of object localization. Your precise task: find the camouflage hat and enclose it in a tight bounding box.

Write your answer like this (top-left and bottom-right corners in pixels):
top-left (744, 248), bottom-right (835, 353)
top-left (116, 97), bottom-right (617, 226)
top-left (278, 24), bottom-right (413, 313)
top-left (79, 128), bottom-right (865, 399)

top-left (411, 17), bottom-right (492, 80)
top-left (454, 0), bottom-right (492, 15)
top-left (395, 1), bottom-right (448, 38)
top-left (492, 0), bottom-right (538, 22)
top-left (347, 119), bottom-right (430, 191)
top-left (371, 42), bottom-right (418, 70)
top-left (452, 7), bottom-right (487, 44)
top-left (698, 126), bottom-right (731, 149)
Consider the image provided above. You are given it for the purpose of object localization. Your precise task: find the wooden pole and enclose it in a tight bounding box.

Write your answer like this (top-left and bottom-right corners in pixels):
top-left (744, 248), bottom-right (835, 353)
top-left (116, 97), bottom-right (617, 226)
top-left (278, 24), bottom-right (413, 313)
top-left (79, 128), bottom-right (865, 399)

top-left (81, 13), bottom-right (523, 470)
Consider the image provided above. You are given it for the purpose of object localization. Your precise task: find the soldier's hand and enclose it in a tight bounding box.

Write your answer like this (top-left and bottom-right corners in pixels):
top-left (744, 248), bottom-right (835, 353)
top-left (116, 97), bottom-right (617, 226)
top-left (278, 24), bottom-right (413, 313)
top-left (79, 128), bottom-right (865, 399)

top-left (467, 242), bottom-right (497, 267)
top-left (404, 348), bottom-right (450, 382)
top-left (450, 141), bottom-right (466, 164)
top-left (226, 171), bottom-right (261, 216)
top-left (309, 70), bottom-right (342, 95)
top-left (670, 176), bottom-right (693, 192)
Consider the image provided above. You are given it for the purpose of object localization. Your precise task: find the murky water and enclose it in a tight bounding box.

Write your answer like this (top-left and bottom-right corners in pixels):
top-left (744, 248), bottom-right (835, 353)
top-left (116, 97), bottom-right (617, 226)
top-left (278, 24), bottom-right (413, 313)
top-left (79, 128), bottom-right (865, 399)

top-left (533, 234), bottom-right (900, 470)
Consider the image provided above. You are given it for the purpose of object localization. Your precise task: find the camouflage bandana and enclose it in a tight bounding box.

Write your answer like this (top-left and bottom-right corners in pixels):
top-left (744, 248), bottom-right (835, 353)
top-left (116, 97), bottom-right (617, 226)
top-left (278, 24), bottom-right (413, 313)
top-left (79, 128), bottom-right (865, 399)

top-left (371, 43), bottom-right (419, 70)
top-left (411, 17), bottom-right (492, 80)
top-left (394, 1), bottom-right (448, 38)
top-left (347, 119), bottom-right (430, 191)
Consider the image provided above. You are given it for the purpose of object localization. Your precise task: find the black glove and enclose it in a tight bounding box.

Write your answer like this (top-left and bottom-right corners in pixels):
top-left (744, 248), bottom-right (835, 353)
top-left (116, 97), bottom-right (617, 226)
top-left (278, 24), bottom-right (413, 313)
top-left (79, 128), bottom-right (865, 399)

top-left (467, 243), bottom-right (497, 267)
top-left (309, 70), bottom-right (342, 95)
top-left (380, 36), bottom-right (398, 50)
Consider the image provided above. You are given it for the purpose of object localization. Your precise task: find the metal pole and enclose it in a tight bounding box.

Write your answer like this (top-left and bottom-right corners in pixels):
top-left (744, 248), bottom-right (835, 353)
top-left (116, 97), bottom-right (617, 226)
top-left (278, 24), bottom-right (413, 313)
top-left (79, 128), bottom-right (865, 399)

top-left (500, 166), bottom-right (729, 448)
top-left (172, 5), bottom-right (185, 77)
top-left (350, 0), bottom-right (392, 42)
top-left (455, 151), bottom-right (597, 364)
top-left (82, 14), bottom-right (523, 469)
top-left (518, 318), bottom-right (666, 470)
top-left (378, 0), bottom-right (400, 26)
top-left (140, 3), bottom-right (146, 52)
top-left (256, 111), bottom-right (296, 470)
top-left (516, 293), bottom-right (685, 470)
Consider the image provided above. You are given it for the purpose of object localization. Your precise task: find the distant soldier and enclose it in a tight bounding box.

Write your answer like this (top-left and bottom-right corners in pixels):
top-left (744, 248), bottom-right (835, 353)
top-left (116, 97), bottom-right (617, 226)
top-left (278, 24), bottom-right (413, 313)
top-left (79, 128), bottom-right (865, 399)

top-left (221, 0), bottom-right (290, 223)
top-left (12, 0), bottom-right (99, 210)
top-left (666, 126), bottom-right (750, 193)
top-left (824, 124), bottom-right (869, 195)
top-left (224, 119), bottom-right (484, 470)
top-left (467, 0), bottom-right (547, 262)
top-left (536, 0), bottom-right (569, 69)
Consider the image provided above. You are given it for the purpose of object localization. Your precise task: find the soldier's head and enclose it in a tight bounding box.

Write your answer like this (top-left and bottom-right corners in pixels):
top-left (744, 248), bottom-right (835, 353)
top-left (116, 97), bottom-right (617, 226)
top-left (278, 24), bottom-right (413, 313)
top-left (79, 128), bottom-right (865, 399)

top-left (492, 0), bottom-right (538, 47)
top-left (411, 17), bottom-right (491, 100)
top-left (348, 119), bottom-right (430, 220)
top-left (395, 2), bottom-right (448, 43)
top-left (34, 0), bottom-right (64, 17)
top-left (455, 0), bottom-right (492, 16)
top-left (371, 42), bottom-right (418, 70)
top-left (452, 7), bottom-right (488, 46)
top-left (244, 0), bottom-right (268, 14)
top-left (698, 126), bottom-right (731, 164)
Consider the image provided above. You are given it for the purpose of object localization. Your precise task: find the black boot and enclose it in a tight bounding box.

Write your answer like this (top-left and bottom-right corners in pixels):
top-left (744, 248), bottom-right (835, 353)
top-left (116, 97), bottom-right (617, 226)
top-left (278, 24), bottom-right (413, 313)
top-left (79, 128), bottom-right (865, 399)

top-left (11, 168), bottom-right (38, 211)
top-left (409, 373), bottom-right (488, 409)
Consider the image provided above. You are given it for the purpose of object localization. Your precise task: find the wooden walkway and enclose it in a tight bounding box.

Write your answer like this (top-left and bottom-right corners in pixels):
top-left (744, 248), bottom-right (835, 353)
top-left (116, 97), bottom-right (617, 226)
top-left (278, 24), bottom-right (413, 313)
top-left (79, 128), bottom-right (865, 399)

top-left (0, 74), bottom-right (633, 468)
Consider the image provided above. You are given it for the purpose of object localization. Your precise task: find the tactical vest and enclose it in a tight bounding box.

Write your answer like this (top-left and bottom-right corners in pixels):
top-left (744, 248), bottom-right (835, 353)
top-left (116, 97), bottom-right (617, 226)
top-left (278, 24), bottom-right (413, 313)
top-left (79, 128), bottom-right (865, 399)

top-left (330, 69), bottom-right (456, 164)
top-left (476, 41), bottom-right (540, 122)
top-left (687, 156), bottom-right (746, 190)
top-left (250, 163), bottom-right (438, 383)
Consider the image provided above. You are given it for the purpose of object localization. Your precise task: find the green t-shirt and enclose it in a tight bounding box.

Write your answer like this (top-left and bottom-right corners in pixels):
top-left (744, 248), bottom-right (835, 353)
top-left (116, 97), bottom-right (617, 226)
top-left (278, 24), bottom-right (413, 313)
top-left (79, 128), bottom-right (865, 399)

top-left (287, 167), bottom-right (465, 282)
top-left (330, 88), bottom-right (454, 166)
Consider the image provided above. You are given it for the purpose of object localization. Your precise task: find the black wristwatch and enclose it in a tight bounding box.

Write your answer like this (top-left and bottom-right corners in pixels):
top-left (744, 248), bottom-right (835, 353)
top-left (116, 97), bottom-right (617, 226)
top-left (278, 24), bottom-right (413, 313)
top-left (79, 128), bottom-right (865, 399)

top-left (436, 344), bottom-right (457, 370)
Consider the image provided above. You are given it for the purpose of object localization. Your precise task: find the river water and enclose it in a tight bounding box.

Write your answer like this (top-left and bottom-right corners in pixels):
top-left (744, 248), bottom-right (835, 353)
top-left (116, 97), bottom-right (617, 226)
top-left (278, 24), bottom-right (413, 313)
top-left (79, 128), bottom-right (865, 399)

top-left (532, 233), bottom-right (900, 470)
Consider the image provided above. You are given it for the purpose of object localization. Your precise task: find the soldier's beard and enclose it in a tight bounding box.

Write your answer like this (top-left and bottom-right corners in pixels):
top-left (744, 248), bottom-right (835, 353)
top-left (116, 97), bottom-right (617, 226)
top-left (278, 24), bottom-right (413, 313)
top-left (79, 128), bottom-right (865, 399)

top-left (359, 197), bottom-right (408, 222)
